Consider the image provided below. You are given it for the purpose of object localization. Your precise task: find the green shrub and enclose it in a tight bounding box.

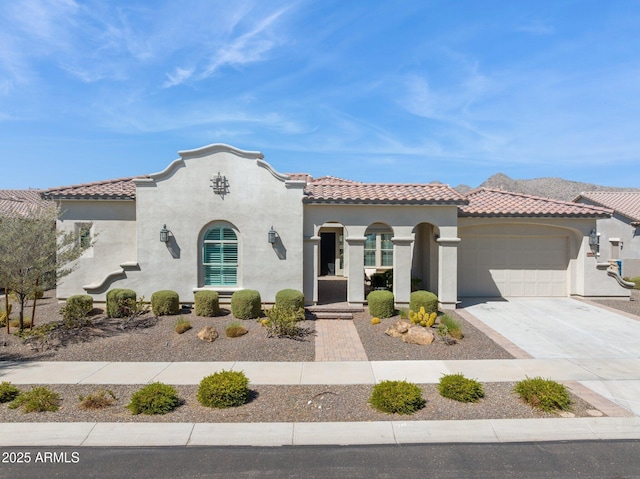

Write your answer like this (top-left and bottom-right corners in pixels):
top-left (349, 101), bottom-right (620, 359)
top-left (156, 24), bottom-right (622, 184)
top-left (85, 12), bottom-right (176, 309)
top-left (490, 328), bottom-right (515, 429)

top-left (127, 382), bottom-right (181, 415)
top-left (369, 380), bottom-right (425, 414)
top-left (264, 305), bottom-right (305, 338)
top-left (0, 382), bottom-right (21, 403)
top-left (174, 317), bottom-right (192, 334)
top-left (61, 294), bottom-right (93, 327)
top-left (151, 290), bottom-right (180, 316)
top-left (275, 289), bottom-right (305, 311)
top-left (231, 289), bottom-right (262, 319)
top-left (9, 386), bottom-right (60, 413)
top-left (438, 373), bottom-right (484, 403)
top-left (440, 314), bottom-right (463, 339)
top-left (194, 290), bottom-right (220, 317)
top-left (197, 370), bottom-right (250, 408)
top-left (626, 276), bottom-right (640, 290)
top-left (225, 321), bottom-right (248, 338)
top-left (514, 377), bottom-right (571, 412)
top-left (78, 389), bottom-right (117, 410)
top-left (410, 290), bottom-right (438, 315)
top-left (106, 288), bottom-right (137, 318)
top-left (367, 290), bottom-right (395, 318)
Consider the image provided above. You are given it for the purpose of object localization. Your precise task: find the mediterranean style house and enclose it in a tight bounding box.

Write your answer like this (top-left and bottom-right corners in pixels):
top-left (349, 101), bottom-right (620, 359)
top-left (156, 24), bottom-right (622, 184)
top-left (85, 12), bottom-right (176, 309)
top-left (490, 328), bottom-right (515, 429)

top-left (42, 143), bottom-right (631, 308)
top-left (574, 191), bottom-right (640, 278)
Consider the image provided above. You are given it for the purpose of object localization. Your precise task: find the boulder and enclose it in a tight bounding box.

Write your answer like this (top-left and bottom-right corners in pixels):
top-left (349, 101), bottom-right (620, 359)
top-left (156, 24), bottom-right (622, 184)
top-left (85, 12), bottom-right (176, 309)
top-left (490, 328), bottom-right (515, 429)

top-left (402, 326), bottom-right (435, 345)
top-left (197, 326), bottom-right (219, 342)
top-left (384, 320), bottom-right (412, 337)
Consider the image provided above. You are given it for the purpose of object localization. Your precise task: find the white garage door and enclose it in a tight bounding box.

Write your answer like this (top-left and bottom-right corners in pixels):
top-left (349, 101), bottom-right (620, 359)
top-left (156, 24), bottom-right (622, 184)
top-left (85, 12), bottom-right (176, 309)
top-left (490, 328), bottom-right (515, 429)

top-left (458, 235), bottom-right (568, 297)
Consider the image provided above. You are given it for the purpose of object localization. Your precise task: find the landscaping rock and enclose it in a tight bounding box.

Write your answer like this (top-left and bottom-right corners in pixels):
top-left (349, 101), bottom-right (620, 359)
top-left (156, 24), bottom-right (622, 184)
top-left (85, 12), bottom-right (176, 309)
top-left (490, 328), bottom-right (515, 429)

top-left (402, 326), bottom-right (435, 345)
top-left (384, 320), bottom-right (411, 337)
top-left (197, 326), bottom-right (219, 342)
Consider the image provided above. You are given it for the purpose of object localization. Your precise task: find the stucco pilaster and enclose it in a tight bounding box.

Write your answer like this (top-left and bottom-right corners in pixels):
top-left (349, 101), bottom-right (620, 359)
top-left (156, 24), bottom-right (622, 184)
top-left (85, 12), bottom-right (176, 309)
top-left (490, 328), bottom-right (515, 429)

top-left (346, 236), bottom-right (366, 305)
top-left (437, 236), bottom-right (460, 309)
top-left (304, 235), bottom-right (321, 304)
top-left (392, 236), bottom-right (414, 307)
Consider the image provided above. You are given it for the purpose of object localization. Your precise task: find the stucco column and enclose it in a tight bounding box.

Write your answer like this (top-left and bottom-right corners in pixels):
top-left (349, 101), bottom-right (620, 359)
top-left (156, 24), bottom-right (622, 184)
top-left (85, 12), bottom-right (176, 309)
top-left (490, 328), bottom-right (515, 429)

top-left (437, 236), bottom-right (460, 309)
top-left (345, 236), bottom-right (366, 306)
top-left (392, 236), bottom-right (414, 308)
top-left (303, 235), bottom-right (321, 305)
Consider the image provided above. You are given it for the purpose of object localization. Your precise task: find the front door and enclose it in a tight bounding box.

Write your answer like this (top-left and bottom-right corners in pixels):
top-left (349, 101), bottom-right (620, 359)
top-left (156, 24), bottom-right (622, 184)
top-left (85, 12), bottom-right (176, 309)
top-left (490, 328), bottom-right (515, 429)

top-left (320, 232), bottom-right (336, 276)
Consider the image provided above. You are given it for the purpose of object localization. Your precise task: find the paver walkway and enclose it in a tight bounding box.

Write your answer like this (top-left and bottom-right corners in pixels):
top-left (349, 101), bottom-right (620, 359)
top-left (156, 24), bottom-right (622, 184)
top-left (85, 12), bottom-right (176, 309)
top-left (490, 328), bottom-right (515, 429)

top-left (314, 320), bottom-right (368, 361)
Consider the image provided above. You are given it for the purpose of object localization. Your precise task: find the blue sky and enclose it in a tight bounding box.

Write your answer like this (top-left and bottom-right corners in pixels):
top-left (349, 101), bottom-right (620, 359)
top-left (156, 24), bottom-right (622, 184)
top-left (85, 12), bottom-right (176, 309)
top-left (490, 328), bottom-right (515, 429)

top-left (1, 0), bottom-right (639, 190)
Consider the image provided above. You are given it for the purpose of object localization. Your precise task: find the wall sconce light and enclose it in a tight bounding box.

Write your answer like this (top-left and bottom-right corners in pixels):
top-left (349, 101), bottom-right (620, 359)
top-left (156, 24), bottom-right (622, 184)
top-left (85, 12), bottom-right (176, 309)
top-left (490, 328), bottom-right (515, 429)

top-left (268, 226), bottom-right (277, 244)
top-left (160, 224), bottom-right (169, 243)
top-left (588, 229), bottom-right (599, 246)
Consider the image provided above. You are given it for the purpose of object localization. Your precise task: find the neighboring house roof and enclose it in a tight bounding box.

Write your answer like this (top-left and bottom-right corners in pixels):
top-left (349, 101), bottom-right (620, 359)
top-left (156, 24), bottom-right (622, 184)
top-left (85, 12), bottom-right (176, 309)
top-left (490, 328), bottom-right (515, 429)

top-left (460, 188), bottom-right (612, 218)
top-left (303, 180), bottom-right (468, 205)
top-left (0, 189), bottom-right (47, 216)
top-left (42, 177), bottom-right (146, 200)
top-left (573, 191), bottom-right (640, 223)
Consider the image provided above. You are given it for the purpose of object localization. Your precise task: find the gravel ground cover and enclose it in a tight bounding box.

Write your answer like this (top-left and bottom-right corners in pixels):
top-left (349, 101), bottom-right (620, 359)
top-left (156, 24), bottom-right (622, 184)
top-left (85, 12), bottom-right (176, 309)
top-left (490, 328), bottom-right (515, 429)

top-left (594, 289), bottom-right (640, 317)
top-left (0, 382), bottom-right (598, 423)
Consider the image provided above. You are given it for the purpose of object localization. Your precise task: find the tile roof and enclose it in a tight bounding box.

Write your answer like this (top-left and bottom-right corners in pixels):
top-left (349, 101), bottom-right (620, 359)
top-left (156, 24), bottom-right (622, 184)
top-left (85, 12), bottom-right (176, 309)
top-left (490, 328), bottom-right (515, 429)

top-left (42, 177), bottom-right (145, 200)
top-left (0, 190), bottom-right (47, 217)
top-left (460, 188), bottom-right (612, 218)
top-left (303, 180), bottom-right (467, 205)
top-left (574, 191), bottom-right (640, 223)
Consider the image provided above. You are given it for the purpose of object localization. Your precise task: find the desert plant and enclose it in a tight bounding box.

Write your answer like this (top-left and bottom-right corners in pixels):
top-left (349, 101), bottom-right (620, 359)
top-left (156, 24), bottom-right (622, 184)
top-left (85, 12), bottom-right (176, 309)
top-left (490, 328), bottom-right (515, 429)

top-left (231, 289), bottom-right (262, 319)
top-left (275, 289), bottom-right (305, 311)
top-left (194, 290), bottom-right (220, 317)
top-left (409, 307), bottom-right (437, 327)
top-left (61, 294), bottom-right (93, 328)
top-left (398, 308), bottom-right (409, 319)
top-left (225, 321), bottom-right (248, 338)
top-left (264, 305), bottom-right (305, 338)
top-left (10, 317), bottom-right (32, 329)
top-left (371, 317), bottom-right (381, 325)
top-left (440, 314), bottom-right (463, 339)
top-left (174, 317), bottom-right (192, 334)
top-left (78, 389), bottom-right (117, 409)
top-left (106, 288), bottom-right (137, 318)
top-left (625, 276), bottom-right (640, 290)
top-left (151, 290), bottom-right (180, 316)
top-left (367, 290), bottom-right (395, 318)
top-left (410, 290), bottom-right (438, 315)
top-left (9, 386), bottom-right (60, 413)
top-left (0, 382), bottom-right (20, 403)
top-left (514, 377), bottom-right (571, 412)
top-left (197, 370), bottom-right (250, 408)
top-left (369, 380), bottom-right (425, 414)
top-left (127, 382), bottom-right (181, 415)
top-left (438, 373), bottom-right (484, 403)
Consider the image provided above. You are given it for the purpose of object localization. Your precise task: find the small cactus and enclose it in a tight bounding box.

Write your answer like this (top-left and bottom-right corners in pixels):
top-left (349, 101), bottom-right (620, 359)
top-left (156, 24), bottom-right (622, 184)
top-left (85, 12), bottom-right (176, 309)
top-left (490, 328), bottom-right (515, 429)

top-left (371, 317), bottom-right (381, 325)
top-left (409, 307), bottom-right (437, 328)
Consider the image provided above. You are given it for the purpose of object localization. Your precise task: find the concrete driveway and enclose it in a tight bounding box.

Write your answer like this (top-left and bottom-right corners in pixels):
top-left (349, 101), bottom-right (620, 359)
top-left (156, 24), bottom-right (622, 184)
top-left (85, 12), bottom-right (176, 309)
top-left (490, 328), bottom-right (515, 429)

top-left (462, 297), bottom-right (640, 415)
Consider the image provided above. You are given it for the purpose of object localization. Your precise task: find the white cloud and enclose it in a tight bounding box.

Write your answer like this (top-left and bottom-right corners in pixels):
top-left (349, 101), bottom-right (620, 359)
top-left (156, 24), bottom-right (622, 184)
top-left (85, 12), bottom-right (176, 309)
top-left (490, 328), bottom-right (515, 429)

top-left (163, 67), bottom-right (195, 88)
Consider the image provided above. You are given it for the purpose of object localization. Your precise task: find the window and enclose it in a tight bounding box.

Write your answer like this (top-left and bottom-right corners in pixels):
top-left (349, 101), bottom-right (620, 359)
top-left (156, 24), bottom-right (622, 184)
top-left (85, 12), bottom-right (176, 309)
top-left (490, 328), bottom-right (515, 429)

top-left (203, 225), bottom-right (238, 286)
top-left (364, 231), bottom-right (393, 267)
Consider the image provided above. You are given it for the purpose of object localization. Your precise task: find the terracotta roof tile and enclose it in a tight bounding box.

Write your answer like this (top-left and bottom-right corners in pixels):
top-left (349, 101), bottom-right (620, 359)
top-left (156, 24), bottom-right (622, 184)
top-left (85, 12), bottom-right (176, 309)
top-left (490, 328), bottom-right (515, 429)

top-left (574, 191), bottom-right (640, 223)
top-left (42, 177), bottom-right (145, 200)
top-left (0, 190), bottom-right (47, 216)
top-left (303, 181), bottom-right (467, 205)
top-left (460, 188), bottom-right (612, 218)
top-left (309, 176), bottom-right (362, 185)
top-left (285, 173), bottom-right (313, 183)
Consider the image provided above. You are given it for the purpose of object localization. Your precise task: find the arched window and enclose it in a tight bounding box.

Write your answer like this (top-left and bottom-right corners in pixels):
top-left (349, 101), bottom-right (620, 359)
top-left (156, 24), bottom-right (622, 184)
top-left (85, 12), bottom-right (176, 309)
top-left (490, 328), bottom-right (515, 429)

top-left (203, 225), bottom-right (238, 286)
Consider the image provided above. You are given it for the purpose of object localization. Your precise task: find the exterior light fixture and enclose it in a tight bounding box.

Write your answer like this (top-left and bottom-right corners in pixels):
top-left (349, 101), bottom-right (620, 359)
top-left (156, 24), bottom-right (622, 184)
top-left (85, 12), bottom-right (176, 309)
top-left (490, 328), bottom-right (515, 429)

top-left (588, 229), bottom-right (599, 246)
top-left (268, 226), bottom-right (277, 244)
top-left (160, 224), bottom-right (169, 243)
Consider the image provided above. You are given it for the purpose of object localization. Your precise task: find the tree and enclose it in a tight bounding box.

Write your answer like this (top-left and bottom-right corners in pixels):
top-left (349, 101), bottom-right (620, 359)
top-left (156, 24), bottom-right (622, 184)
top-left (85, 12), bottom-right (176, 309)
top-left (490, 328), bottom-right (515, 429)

top-left (0, 201), bottom-right (91, 331)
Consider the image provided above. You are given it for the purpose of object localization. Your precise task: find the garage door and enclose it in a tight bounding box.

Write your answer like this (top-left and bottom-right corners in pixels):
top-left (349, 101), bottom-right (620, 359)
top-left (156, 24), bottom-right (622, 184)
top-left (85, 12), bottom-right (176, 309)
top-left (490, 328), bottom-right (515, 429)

top-left (458, 235), bottom-right (568, 297)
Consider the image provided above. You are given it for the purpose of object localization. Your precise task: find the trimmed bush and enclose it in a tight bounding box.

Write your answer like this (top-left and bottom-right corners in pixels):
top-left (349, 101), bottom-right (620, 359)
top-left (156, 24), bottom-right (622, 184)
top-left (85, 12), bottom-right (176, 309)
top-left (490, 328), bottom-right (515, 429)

top-left (438, 373), bottom-right (484, 403)
top-left (9, 386), bottom-right (60, 413)
top-left (225, 321), bottom-right (248, 338)
top-left (197, 370), bottom-right (250, 408)
top-left (0, 382), bottom-right (20, 403)
top-left (151, 290), bottom-right (180, 316)
top-left (369, 380), bottom-right (425, 414)
top-left (61, 294), bottom-right (93, 326)
top-left (127, 382), bottom-right (181, 415)
top-left (514, 377), bottom-right (571, 412)
top-left (367, 290), bottom-right (395, 319)
top-left (195, 290), bottom-right (220, 317)
top-left (275, 289), bottom-right (305, 311)
top-left (410, 290), bottom-right (438, 315)
top-left (106, 288), bottom-right (137, 318)
top-left (231, 289), bottom-right (262, 319)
